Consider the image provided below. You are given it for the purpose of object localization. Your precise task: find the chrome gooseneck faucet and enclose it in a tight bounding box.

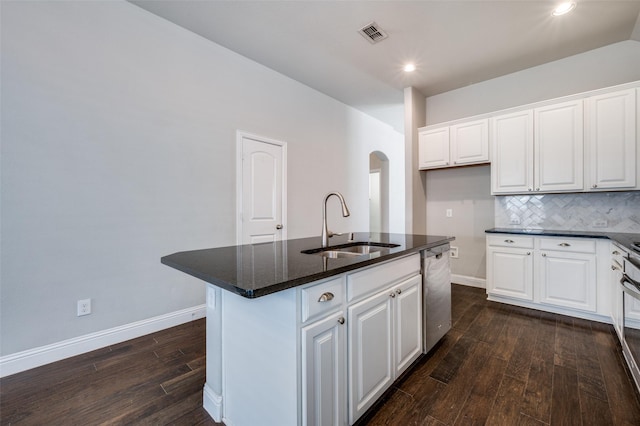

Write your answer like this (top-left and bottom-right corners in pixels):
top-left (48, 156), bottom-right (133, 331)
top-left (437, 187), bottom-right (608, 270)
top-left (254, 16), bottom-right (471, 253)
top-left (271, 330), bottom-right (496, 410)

top-left (321, 192), bottom-right (350, 247)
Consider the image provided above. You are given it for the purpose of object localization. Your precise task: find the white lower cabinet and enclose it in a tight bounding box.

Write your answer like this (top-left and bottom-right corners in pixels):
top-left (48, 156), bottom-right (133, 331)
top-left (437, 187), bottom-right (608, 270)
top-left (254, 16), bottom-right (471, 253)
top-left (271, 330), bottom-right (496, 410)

top-left (348, 274), bottom-right (422, 424)
top-left (487, 234), bottom-right (609, 320)
top-left (301, 310), bottom-right (347, 426)
top-left (208, 253), bottom-right (428, 426)
top-left (537, 250), bottom-right (596, 312)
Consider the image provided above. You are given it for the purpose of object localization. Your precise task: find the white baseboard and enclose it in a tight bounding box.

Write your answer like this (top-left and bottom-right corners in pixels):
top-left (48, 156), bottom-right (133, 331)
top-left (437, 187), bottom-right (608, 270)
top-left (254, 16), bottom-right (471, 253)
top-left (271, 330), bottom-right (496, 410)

top-left (452, 274), bottom-right (486, 289)
top-left (0, 304), bottom-right (206, 378)
top-left (203, 382), bottom-right (223, 422)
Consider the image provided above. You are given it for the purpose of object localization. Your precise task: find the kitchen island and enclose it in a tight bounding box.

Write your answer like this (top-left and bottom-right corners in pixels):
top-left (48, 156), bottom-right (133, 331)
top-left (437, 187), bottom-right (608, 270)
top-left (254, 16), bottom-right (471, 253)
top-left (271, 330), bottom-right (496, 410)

top-left (161, 232), bottom-right (454, 425)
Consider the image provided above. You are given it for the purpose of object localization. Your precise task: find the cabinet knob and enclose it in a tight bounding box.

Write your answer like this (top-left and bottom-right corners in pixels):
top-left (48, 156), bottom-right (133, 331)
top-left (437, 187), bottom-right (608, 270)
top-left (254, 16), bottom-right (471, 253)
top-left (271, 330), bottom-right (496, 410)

top-left (396, 289), bottom-right (402, 295)
top-left (337, 317), bottom-right (345, 325)
top-left (527, 252), bottom-right (531, 255)
top-left (612, 265), bottom-right (618, 271)
top-left (613, 251), bottom-right (620, 255)
top-left (276, 224), bottom-right (283, 230)
top-left (558, 243), bottom-right (571, 247)
top-left (592, 184), bottom-right (598, 189)
top-left (390, 293), bottom-right (396, 298)
top-left (536, 188), bottom-right (540, 191)
top-left (504, 239), bottom-right (515, 243)
top-left (542, 253), bottom-right (547, 257)
top-left (318, 292), bottom-right (334, 302)
top-left (528, 188), bottom-right (533, 192)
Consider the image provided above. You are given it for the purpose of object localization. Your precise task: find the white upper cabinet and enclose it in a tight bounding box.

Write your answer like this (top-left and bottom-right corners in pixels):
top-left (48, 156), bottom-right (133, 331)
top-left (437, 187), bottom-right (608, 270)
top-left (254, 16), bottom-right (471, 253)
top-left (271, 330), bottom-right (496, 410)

top-left (492, 100), bottom-right (584, 194)
top-left (419, 118), bottom-right (489, 170)
top-left (450, 119), bottom-right (490, 166)
top-left (586, 88), bottom-right (637, 190)
top-left (491, 110), bottom-right (534, 194)
top-left (534, 100), bottom-right (584, 192)
top-left (418, 127), bottom-right (450, 169)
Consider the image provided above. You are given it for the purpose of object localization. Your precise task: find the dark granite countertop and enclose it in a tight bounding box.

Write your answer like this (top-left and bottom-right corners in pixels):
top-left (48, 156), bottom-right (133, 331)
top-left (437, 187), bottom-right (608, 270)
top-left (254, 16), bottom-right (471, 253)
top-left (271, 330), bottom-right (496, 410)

top-left (161, 232), bottom-right (454, 298)
top-left (485, 228), bottom-right (640, 254)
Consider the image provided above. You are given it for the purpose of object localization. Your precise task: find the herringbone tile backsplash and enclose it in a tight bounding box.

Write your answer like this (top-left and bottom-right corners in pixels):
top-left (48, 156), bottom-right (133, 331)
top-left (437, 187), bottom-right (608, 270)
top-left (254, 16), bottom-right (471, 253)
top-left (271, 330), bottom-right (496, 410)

top-left (495, 192), bottom-right (640, 232)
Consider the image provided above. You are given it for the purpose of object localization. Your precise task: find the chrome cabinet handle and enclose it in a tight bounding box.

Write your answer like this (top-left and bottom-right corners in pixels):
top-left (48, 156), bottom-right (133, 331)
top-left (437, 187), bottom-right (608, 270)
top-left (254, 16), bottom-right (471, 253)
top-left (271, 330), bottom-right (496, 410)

top-left (318, 292), bottom-right (334, 302)
top-left (504, 239), bottom-right (515, 243)
top-left (558, 243), bottom-right (571, 247)
top-left (337, 317), bottom-right (345, 325)
top-left (276, 224), bottom-right (283, 230)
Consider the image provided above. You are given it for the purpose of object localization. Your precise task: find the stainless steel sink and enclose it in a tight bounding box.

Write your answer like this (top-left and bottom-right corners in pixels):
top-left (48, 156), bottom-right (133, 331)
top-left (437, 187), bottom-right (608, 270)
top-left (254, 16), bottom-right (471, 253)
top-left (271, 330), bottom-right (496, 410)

top-left (301, 242), bottom-right (400, 258)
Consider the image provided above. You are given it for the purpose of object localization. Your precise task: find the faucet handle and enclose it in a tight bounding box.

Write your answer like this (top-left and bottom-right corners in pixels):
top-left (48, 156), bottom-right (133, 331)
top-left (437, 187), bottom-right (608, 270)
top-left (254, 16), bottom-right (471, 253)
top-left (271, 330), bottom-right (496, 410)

top-left (328, 231), bottom-right (344, 238)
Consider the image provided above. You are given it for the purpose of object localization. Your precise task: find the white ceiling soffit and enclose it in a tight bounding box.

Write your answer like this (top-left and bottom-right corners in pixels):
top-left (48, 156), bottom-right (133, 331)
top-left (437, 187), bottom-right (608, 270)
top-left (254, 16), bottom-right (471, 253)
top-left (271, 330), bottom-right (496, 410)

top-left (130, 1), bottom-right (640, 131)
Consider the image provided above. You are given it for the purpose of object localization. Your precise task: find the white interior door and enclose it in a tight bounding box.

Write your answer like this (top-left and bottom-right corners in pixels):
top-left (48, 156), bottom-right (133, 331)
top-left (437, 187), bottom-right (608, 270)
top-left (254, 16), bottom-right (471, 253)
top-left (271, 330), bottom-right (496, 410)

top-left (238, 132), bottom-right (286, 244)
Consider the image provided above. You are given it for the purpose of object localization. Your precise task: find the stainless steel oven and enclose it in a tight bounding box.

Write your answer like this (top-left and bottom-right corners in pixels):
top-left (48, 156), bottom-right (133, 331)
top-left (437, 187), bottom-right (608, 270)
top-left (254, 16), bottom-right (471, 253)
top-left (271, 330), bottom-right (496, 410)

top-left (621, 244), bottom-right (640, 392)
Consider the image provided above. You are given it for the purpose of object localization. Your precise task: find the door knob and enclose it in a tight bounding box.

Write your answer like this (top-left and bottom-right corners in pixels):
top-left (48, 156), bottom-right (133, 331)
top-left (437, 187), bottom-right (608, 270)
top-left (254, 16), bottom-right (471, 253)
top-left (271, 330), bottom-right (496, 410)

top-left (276, 224), bottom-right (283, 230)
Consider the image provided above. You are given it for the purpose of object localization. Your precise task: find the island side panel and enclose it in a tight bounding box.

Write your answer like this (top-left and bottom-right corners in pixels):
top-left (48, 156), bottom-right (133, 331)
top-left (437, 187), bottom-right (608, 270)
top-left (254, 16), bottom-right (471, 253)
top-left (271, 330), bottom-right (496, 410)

top-left (203, 286), bottom-right (223, 421)
top-left (221, 288), bottom-right (299, 426)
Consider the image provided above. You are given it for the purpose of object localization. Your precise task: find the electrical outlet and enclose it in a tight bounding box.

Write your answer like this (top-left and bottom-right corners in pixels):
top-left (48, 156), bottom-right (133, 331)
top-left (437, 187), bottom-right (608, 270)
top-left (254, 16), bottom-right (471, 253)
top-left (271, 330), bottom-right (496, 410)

top-left (77, 298), bottom-right (91, 316)
top-left (450, 246), bottom-right (459, 258)
top-left (593, 219), bottom-right (608, 228)
top-left (446, 209), bottom-right (453, 218)
top-left (510, 217), bottom-right (521, 225)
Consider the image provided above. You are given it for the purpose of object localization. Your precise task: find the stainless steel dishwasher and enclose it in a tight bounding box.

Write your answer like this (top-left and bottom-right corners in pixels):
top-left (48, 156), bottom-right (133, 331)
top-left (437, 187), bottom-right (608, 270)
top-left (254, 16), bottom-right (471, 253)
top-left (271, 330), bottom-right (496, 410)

top-left (422, 243), bottom-right (452, 353)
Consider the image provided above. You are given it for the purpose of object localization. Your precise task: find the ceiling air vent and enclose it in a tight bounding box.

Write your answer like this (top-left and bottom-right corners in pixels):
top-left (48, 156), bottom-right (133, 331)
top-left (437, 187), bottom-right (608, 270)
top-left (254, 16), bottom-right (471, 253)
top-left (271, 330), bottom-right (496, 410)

top-left (358, 22), bottom-right (388, 44)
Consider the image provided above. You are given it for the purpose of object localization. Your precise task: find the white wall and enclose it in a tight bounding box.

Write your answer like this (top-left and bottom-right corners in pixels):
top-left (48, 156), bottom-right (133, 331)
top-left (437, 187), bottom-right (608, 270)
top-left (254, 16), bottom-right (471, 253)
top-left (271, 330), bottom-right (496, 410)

top-left (424, 40), bottom-right (640, 282)
top-left (0, 1), bottom-right (404, 357)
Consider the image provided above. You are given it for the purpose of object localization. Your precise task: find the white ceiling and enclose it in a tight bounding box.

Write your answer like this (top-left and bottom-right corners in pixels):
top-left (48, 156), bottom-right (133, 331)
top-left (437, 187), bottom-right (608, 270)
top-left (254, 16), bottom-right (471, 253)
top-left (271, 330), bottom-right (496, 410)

top-left (130, 1), bottom-right (640, 131)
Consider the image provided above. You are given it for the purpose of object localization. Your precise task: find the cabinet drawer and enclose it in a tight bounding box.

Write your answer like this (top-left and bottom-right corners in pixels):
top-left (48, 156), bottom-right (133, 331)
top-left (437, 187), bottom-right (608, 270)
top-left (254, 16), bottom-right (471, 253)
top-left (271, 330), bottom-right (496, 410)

top-left (487, 235), bottom-right (534, 249)
top-left (539, 237), bottom-right (595, 254)
top-left (347, 254), bottom-right (420, 303)
top-left (300, 276), bottom-right (345, 323)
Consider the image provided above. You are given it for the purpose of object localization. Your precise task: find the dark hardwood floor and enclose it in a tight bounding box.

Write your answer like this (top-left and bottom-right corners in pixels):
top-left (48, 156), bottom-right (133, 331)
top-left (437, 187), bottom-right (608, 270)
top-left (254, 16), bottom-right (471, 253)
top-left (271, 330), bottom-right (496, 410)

top-left (2, 284), bottom-right (640, 425)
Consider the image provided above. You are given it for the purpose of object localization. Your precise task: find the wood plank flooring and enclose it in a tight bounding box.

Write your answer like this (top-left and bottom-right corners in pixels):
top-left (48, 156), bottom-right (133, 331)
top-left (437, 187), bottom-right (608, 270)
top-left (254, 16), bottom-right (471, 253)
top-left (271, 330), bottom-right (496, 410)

top-left (2, 284), bottom-right (639, 425)
top-left (360, 285), bottom-right (640, 426)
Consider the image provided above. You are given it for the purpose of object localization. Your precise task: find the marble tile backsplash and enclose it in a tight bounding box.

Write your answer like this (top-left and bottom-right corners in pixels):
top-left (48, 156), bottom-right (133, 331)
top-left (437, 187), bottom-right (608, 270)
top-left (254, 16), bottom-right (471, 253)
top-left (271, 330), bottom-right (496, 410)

top-left (495, 192), bottom-right (640, 232)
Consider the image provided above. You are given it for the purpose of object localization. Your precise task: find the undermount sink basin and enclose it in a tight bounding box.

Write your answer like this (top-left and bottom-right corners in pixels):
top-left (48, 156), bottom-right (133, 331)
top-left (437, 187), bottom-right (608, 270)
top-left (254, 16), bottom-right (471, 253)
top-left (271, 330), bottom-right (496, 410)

top-left (301, 242), bottom-right (400, 258)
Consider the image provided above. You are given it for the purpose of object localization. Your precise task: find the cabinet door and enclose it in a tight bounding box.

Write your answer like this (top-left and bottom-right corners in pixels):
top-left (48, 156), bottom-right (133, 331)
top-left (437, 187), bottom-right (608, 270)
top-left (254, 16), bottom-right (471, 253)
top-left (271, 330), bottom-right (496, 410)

top-left (451, 119), bottom-right (489, 166)
top-left (534, 100), bottom-right (584, 192)
top-left (491, 110), bottom-right (534, 194)
top-left (538, 251), bottom-right (596, 312)
top-left (418, 127), bottom-right (450, 169)
top-left (348, 289), bottom-right (393, 424)
top-left (587, 89), bottom-right (636, 190)
top-left (393, 275), bottom-right (423, 375)
top-left (301, 311), bottom-right (347, 426)
top-left (486, 246), bottom-right (533, 301)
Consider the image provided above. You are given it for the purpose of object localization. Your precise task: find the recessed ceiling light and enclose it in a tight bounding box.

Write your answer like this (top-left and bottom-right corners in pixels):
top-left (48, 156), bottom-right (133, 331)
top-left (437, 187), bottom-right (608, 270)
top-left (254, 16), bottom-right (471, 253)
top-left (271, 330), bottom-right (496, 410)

top-left (403, 63), bottom-right (416, 72)
top-left (552, 2), bottom-right (576, 16)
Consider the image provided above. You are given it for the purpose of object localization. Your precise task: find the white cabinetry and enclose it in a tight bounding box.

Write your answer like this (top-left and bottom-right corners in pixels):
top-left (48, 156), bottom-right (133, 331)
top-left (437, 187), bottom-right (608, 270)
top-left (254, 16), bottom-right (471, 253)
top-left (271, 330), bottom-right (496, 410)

top-left (486, 234), bottom-right (610, 321)
top-left (486, 235), bottom-right (533, 301)
top-left (419, 119), bottom-right (489, 170)
top-left (492, 100), bottom-right (584, 194)
top-left (418, 127), bottom-right (450, 169)
top-left (489, 81), bottom-right (639, 195)
top-left (491, 110), bottom-right (534, 194)
top-left (537, 238), bottom-right (596, 312)
top-left (586, 88), bottom-right (637, 190)
top-left (301, 278), bottom-right (347, 426)
top-left (346, 256), bottom-right (422, 424)
top-left (534, 100), bottom-right (584, 192)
